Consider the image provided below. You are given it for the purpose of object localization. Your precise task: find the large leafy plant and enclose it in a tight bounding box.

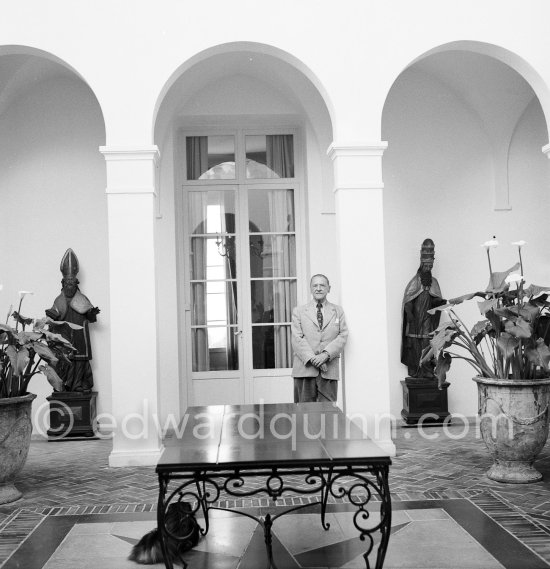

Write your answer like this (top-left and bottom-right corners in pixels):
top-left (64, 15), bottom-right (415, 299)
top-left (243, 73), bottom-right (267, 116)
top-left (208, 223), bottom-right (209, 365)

top-left (0, 290), bottom-right (80, 398)
top-left (421, 240), bottom-right (550, 388)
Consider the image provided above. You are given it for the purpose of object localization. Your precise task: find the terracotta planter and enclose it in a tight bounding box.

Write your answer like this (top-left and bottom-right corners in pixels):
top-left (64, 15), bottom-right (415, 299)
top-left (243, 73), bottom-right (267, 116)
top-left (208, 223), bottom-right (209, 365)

top-left (474, 377), bottom-right (550, 483)
top-left (0, 393), bottom-right (36, 504)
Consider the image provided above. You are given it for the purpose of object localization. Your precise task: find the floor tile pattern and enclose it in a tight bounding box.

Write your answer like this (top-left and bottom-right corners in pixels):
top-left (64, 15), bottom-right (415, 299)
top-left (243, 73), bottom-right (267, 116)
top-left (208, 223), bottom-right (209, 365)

top-left (0, 422), bottom-right (549, 568)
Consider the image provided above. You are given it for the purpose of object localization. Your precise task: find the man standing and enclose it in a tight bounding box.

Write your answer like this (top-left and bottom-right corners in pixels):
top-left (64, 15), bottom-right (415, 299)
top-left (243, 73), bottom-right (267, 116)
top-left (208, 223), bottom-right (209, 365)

top-left (291, 274), bottom-right (348, 402)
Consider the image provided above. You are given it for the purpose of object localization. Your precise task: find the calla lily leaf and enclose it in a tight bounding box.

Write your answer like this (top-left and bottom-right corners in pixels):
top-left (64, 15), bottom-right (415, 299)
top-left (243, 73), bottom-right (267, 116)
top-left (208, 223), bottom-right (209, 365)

top-left (504, 317), bottom-right (532, 339)
top-left (17, 331), bottom-right (41, 344)
top-left (39, 364), bottom-right (64, 392)
top-left (524, 284), bottom-right (550, 298)
top-left (515, 303), bottom-right (540, 323)
top-left (31, 342), bottom-right (58, 364)
top-left (435, 353), bottom-right (452, 387)
top-left (0, 323), bottom-right (16, 335)
top-left (478, 298), bottom-right (498, 315)
top-left (6, 345), bottom-right (30, 376)
top-left (471, 320), bottom-right (492, 343)
top-left (43, 316), bottom-right (83, 330)
top-left (40, 329), bottom-right (74, 347)
top-left (486, 263), bottom-right (521, 293)
top-left (525, 339), bottom-right (550, 370)
top-left (496, 332), bottom-right (520, 358)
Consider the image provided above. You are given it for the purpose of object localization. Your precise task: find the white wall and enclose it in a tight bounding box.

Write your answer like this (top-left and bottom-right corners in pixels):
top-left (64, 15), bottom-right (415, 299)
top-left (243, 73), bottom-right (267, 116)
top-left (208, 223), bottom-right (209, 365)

top-left (383, 67), bottom-right (550, 418)
top-left (0, 75), bottom-right (109, 431)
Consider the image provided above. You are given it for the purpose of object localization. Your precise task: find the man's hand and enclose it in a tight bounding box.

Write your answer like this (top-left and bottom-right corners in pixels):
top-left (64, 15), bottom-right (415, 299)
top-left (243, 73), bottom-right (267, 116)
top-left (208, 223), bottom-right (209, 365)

top-left (310, 352), bottom-right (329, 368)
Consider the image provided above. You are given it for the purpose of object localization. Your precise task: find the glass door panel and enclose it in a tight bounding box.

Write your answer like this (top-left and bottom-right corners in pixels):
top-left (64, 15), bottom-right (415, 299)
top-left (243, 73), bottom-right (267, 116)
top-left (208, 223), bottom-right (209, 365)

top-left (188, 189), bottom-right (239, 373)
top-left (248, 188), bottom-right (297, 370)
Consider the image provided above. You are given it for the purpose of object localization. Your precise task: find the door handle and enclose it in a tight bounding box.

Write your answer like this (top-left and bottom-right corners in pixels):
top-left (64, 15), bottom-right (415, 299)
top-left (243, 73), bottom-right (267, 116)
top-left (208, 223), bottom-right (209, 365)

top-left (234, 330), bottom-right (243, 336)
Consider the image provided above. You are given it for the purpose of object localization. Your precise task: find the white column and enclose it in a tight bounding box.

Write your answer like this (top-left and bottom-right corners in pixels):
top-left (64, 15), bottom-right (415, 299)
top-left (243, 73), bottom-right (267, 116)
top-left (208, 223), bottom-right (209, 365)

top-left (100, 146), bottom-right (162, 466)
top-left (328, 142), bottom-right (396, 456)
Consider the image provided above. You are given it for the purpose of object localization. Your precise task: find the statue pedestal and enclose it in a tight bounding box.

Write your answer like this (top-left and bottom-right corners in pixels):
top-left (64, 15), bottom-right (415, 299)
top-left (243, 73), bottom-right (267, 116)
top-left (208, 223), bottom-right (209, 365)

top-left (47, 391), bottom-right (98, 439)
top-left (401, 378), bottom-right (450, 425)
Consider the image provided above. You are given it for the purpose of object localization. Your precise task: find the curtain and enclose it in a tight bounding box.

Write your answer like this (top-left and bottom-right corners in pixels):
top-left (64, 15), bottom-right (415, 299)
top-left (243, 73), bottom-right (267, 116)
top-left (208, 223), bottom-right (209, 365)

top-left (266, 135), bottom-right (294, 178)
top-left (190, 192), bottom-right (209, 371)
top-left (186, 136), bottom-right (208, 180)
top-left (269, 189), bottom-right (295, 367)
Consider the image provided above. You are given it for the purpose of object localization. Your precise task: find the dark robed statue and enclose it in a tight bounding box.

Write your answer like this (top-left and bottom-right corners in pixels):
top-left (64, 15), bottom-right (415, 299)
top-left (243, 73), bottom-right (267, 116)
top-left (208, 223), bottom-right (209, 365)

top-left (401, 239), bottom-right (445, 379)
top-left (46, 249), bottom-right (100, 392)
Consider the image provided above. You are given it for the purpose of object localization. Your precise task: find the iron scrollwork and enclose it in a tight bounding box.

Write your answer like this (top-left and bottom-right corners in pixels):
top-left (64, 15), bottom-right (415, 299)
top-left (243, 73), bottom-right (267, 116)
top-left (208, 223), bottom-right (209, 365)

top-left (157, 464), bottom-right (391, 569)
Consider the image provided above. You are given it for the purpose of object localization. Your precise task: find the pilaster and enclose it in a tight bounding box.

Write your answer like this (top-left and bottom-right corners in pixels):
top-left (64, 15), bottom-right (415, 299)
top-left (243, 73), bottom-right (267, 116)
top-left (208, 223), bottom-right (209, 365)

top-left (100, 145), bottom-right (163, 466)
top-left (328, 142), bottom-right (395, 456)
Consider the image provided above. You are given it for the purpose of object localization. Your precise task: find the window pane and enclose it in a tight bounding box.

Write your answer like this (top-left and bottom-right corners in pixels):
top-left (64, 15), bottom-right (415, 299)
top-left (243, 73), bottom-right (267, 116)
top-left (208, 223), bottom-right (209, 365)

top-left (249, 235), bottom-right (296, 278)
top-left (186, 135), bottom-right (235, 180)
top-left (189, 190), bottom-right (235, 235)
top-left (248, 189), bottom-right (295, 233)
top-left (252, 325), bottom-right (292, 369)
top-left (251, 279), bottom-right (296, 324)
top-left (192, 327), bottom-right (239, 371)
top-left (191, 282), bottom-right (238, 326)
top-left (245, 135), bottom-right (294, 178)
top-left (190, 237), bottom-right (237, 280)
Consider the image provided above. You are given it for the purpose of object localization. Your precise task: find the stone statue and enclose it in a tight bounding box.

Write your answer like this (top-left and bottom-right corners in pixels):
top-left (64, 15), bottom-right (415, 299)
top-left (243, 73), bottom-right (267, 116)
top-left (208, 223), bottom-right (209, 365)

top-left (45, 249), bottom-right (100, 392)
top-left (401, 238), bottom-right (445, 379)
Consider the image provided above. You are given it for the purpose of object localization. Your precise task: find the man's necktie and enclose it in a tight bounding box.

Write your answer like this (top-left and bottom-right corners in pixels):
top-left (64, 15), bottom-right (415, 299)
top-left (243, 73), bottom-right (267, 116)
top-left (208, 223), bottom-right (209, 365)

top-left (316, 302), bottom-right (323, 329)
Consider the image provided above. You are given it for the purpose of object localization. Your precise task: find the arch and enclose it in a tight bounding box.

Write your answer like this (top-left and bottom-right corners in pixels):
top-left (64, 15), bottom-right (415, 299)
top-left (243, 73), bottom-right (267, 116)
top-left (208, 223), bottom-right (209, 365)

top-left (383, 40), bottom-right (550, 141)
top-left (151, 41), bottom-right (335, 140)
top-left (0, 44), bottom-right (106, 130)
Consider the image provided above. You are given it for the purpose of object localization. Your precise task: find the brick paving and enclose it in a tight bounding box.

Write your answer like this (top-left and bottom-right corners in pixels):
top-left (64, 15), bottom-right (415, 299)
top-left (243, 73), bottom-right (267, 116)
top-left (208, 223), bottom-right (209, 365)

top-left (0, 423), bottom-right (549, 566)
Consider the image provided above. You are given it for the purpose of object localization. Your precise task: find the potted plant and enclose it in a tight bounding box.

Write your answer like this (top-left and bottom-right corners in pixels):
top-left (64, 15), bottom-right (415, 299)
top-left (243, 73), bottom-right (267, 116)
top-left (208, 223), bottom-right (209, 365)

top-left (421, 239), bottom-right (550, 483)
top-left (0, 289), bottom-right (80, 504)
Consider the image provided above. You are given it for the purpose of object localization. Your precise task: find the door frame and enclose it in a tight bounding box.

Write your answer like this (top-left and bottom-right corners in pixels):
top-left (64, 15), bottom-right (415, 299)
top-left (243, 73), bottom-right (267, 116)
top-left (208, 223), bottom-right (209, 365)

top-left (175, 121), bottom-right (308, 407)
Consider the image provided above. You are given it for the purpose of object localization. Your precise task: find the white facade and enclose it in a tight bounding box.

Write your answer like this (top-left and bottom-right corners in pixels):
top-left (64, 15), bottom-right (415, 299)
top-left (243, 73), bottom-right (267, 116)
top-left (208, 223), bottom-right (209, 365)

top-left (1, 0), bottom-right (549, 465)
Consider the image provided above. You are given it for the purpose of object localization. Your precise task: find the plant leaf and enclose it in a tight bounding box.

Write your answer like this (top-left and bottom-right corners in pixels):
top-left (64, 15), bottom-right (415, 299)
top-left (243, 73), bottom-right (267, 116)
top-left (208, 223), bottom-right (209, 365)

top-left (504, 317), bottom-right (532, 339)
top-left (6, 345), bottom-right (30, 376)
top-left (524, 284), bottom-right (550, 298)
top-left (44, 316), bottom-right (83, 330)
top-left (525, 339), bottom-right (550, 371)
top-left (471, 320), bottom-right (492, 343)
top-left (31, 342), bottom-right (58, 364)
top-left (434, 352), bottom-right (452, 387)
top-left (486, 263), bottom-right (521, 293)
top-left (40, 330), bottom-right (74, 348)
top-left (478, 298), bottom-right (498, 315)
top-left (39, 364), bottom-right (64, 391)
top-left (496, 332), bottom-right (520, 359)
top-left (17, 331), bottom-right (42, 344)
top-left (428, 292), bottom-right (485, 314)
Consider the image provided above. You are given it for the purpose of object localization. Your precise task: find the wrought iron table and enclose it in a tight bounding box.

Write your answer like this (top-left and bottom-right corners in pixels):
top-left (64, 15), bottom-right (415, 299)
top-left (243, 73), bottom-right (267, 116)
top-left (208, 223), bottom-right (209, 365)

top-left (156, 402), bottom-right (392, 569)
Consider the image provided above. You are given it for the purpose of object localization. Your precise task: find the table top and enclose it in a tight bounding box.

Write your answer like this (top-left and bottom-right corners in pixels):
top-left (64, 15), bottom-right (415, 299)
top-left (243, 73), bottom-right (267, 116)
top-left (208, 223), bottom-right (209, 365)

top-left (157, 403), bottom-right (391, 473)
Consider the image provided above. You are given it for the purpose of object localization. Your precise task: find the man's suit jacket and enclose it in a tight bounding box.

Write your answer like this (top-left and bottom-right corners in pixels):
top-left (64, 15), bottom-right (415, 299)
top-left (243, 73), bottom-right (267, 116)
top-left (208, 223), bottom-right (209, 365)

top-left (291, 300), bottom-right (348, 380)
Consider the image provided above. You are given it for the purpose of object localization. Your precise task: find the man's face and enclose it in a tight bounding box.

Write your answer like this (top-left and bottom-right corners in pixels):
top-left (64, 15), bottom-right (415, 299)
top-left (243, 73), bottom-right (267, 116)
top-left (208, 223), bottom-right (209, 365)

top-left (310, 276), bottom-right (330, 303)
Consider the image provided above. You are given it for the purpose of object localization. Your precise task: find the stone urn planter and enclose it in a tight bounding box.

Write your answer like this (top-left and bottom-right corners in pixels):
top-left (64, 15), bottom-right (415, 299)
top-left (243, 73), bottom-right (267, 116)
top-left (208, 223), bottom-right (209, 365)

top-left (474, 377), bottom-right (550, 483)
top-left (0, 393), bottom-right (36, 504)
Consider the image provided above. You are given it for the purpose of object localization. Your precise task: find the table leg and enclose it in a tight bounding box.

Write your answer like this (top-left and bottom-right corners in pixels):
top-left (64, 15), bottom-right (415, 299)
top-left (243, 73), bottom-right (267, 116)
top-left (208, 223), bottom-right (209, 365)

top-left (157, 473), bottom-right (174, 569)
top-left (329, 466), bottom-right (392, 569)
top-left (262, 513), bottom-right (281, 569)
top-left (195, 479), bottom-right (210, 536)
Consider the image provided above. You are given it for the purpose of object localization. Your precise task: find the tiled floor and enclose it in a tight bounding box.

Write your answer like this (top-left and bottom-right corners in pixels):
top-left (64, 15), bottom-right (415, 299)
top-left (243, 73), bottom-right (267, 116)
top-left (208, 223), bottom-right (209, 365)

top-left (1, 422), bottom-right (549, 569)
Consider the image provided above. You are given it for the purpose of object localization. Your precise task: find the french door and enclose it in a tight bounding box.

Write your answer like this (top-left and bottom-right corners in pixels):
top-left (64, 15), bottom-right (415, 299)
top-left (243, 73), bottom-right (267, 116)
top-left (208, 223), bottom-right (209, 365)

top-left (179, 130), bottom-right (303, 405)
